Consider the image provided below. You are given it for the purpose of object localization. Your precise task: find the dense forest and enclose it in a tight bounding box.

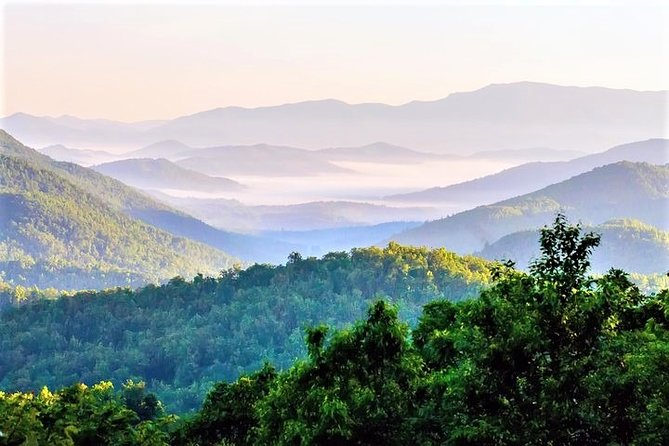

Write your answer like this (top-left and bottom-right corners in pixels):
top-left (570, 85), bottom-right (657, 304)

top-left (0, 154), bottom-right (236, 289)
top-left (0, 243), bottom-right (491, 413)
top-left (0, 130), bottom-right (241, 289)
top-left (1, 216), bottom-right (667, 444)
top-left (3, 130), bottom-right (667, 287)
top-left (0, 130), bottom-right (299, 287)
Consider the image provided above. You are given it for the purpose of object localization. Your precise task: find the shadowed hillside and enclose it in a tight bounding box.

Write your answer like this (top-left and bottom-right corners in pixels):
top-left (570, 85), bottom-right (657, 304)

top-left (477, 219), bottom-right (669, 274)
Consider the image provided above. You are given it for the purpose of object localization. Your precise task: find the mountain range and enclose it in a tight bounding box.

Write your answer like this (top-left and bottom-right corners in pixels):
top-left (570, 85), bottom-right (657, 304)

top-left (176, 144), bottom-right (352, 177)
top-left (0, 134), bottom-right (237, 289)
top-left (39, 144), bottom-right (117, 166)
top-left (476, 219), bottom-right (669, 274)
top-left (158, 138), bottom-right (664, 236)
top-left (126, 139), bottom-right (192, 159)
top-left (92, 158), bottom-right (244, 193)
top-left (153, 194), bottom-right (439, 232)
top-left (389, 161), bottom-right (669, 258)
top-left (0, 131), bottom-right (309, 288)
top-left (2, 82), bottom-right (665, 153)
top-left (1, 129), bottom-right (668, 287)
top-left (387, 139), bottom-right (669, 206)
top-left (118, 141), bottom-right (584, 181)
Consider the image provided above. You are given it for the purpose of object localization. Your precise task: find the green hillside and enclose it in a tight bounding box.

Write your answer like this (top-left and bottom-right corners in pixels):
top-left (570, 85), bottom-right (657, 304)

top-left (0, 130), bottom-right (298, 268)
top-left (1, 217), bottom-right (667, 445)
top-left (391, 161), bottom-right (669, 255)
top-left (0, 243), bottom-right (491, 412)
top-left (0, 153), bottom-right (237, 289)
top-left (477, 219), bottom-right (669, 274)
top-left (0, 130), bottom-right (165, 212)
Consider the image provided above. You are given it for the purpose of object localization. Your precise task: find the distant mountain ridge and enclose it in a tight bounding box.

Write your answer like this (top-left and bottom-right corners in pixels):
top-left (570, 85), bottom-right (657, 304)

top-left (123, 140), bottom-right (584, 166)
top-left (314, 142), bottom-right (447, 164)
top-left (477, 219), bottom-right (669, 274)
top-left (95, 140), bottom-right (590, 181)
top-left (176, 144), bottom-right (352, 177)
top-left (39, 144), bottom-right (117, 166)
top-left (261, 221), bottom-right (423, 258)
top-left (2, 82), bottom-right (665, 153)
top-left (389, 161), bottom-right (669, 254)
top-left (467, 147), bottom-right (585, 162)
top-left (0, 131), bottom-right (300, 273)
top-left (154, 194), bottom-right (440, 232)
top-left (93, 158), bottom-right (244, 193)
top-left (127, 139), bottom-right (193, 159)
top-left (386, 139), bottom-right (669, 205)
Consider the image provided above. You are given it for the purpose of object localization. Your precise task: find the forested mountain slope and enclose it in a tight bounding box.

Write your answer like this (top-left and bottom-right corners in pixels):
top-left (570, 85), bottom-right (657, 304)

top-left (390, 161), bottom-right (669, 254)
top-left (0, 154), bottom-right (236, 289)
top-left (477, 219), bottom-right (669, 274)
top-left (0, 130), bottom-right (296, 265)
top-left (2, 217), bottom-right (667, 446)
top-left (0, 244), bottom-right (492, 412)
top-left (0, 129), bottom-right (187, 213)
top-left (175, 218), bottom-right (669, 445)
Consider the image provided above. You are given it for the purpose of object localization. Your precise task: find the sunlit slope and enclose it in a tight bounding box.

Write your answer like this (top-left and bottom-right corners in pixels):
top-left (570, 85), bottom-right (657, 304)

top-left (390, 162), bottom-right (669, 254)
top-left (0, 154), bottom-right (237, 289)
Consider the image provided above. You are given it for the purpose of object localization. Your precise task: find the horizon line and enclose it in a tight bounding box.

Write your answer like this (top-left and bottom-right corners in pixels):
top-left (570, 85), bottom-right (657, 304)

top-left (3, 80), bottom-right (667, 124)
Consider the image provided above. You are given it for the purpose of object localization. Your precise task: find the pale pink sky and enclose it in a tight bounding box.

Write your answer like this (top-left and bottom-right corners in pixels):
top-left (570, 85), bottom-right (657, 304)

top-left (2, 2), bottom-right (667, 121)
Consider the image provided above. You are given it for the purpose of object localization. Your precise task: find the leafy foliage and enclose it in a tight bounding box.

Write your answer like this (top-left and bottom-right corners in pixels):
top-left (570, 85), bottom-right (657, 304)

top-left (0, 381), bottom-right (174, 445)
top-left (1, 216), bottom-right (667, 444)
top-left (478, 218), bottom-right (669, 275)
top-left (0, 243), bottom-right (490, 413)
top-left (179, 215), bottom-right (669, 445)
top-left (173, 364), bottom-right (277, 446)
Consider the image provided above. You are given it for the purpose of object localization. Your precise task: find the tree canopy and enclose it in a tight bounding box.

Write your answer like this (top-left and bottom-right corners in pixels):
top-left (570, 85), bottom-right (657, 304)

top-left (1, 215), bottom-right (668, 445)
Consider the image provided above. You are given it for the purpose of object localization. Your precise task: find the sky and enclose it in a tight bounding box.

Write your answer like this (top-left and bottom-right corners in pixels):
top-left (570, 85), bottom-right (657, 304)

top-left (1, 1), bottom-right (667, 122)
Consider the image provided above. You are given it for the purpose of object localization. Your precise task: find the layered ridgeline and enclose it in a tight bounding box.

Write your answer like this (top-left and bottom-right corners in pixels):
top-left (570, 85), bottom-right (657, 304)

top-left (2, 82), bottom-right (665, 153)
top-left (390, 162), bottom-right (669, 267)
top-left (177, 144), bottom-right (352, 177)
top-left (39, 144), bottom-right (117, 166)
top-left (155, 194), bottom-right (434, 232)
top-left (477, 219), bottom-right (669, 274)
top-left (0, 131), bottom-right (245, 288)
top-left (386, 138), bottom-right (668, 206)
top-left (92, 158), bottom-right (244, 193)
top-left (0, 131), bottom-right (302, 285)
top-left (0, 152), bottom-right (236, 289)
top-left (0, 243), bottom-right (491, 413)
top-left (2, 218), bottom-right (668, 445)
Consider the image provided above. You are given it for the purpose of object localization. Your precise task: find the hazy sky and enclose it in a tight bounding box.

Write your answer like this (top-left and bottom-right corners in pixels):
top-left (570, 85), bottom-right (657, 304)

top-left (2, 1), bottom-right (667, 121)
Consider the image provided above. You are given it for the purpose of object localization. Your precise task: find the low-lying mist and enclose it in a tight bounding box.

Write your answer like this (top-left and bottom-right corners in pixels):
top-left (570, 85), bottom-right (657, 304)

top-left (159, 158), bottom-right (516, 206)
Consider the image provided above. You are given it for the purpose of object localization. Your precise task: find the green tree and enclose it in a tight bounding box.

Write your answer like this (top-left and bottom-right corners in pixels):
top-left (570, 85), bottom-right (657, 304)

top-left (254, 301), bottom-right (423, 445)
top-left (122, 380), bottom-right (163, 422)
top-left (174, 364), bottom-right (277, 446)
top-left (413, 215), bottom-right (669, 444)
top-left (529, 213), bottom-right (600, 298)
top-left (0, 381), bottom-right (174, 445)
